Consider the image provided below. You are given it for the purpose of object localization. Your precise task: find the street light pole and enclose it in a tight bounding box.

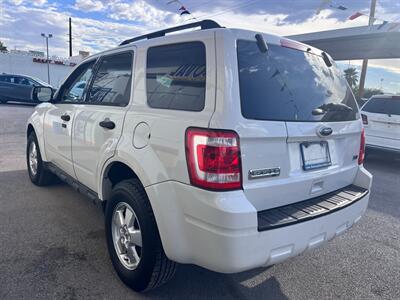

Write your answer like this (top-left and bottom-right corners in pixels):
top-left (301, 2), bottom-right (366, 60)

top-left (41, 33), bottom-right (53, 84)
top-left (358, 0), bottom-right (377, 99)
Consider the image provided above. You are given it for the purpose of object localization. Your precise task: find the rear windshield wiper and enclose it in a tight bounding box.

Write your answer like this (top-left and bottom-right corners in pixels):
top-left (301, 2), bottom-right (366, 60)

top-left (312, 103), bottom-right (353, 115)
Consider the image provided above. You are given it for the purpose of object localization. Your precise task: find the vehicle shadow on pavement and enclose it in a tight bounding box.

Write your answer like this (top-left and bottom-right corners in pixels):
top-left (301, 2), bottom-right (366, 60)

top-left (364, 151), bottom-right (400, 220)
top-left (148, 265), bottom-right (289, 299)
top-left (0, 169), bottom-right (290, 300)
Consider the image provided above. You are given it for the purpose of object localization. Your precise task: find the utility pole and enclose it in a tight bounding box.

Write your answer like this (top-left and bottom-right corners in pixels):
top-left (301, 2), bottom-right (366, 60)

top-left (69, 17), bottom-right (72, 57)
top-left (41, 33), bottom-right (53, 84)
top-left (358, 0), bottom-right (377, 99)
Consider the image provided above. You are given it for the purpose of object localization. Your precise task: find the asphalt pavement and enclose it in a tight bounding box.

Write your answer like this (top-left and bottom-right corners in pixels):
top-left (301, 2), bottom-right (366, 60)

top-left (0, 103), bottom-right (399, 300)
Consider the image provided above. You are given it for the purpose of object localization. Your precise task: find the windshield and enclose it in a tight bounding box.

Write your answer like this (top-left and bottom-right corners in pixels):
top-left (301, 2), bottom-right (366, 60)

top-left (237, 40), bottom-right (359, 122)
top-left (30, 76), bottom-right (51, 87)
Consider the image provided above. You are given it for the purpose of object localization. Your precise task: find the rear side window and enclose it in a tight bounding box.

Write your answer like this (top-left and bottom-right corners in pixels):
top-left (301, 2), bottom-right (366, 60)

top-left (237, 40), bottom-right (358, 122)
top-left (1, 76), bottom-right (12, 83)
top-left (146, 42), bottom-right (206, 111)
top-left (362, 97), bottom-right (400, 115)
top-left (88, 52), bottom-right (133, 106)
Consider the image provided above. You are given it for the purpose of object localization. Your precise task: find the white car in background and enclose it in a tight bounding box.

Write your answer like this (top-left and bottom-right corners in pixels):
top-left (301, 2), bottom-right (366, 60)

top-left (361, 95), bottom-right (400, 154)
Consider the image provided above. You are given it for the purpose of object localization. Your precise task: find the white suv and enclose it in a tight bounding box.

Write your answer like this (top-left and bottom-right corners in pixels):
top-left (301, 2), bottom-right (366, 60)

top-left (361, 95), bottom-right (400, 154)
top-left (26, 20), bottom-right (372, 292)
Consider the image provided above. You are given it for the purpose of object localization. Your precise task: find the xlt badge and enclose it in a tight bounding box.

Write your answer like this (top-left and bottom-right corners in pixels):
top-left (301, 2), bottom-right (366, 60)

top-left (248, 167), bottom-right (280, 179)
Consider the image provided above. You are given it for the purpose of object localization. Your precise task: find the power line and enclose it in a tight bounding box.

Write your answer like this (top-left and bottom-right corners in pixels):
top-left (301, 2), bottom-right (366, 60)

top-left (195, 0), bottom-right (263, 20)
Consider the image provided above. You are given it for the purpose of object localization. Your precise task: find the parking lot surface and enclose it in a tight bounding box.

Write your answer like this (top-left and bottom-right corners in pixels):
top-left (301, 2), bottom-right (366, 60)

top-left (0, 103), bottom-right (399, 300)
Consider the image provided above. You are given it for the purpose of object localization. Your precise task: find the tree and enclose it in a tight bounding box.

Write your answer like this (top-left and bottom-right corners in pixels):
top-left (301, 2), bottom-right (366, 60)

top-left (363, 88), bottom-right (384, 99)
top-left (0, 41), bottom-right (7, 52)
top-left (344, 67), bottom-right (359, 88)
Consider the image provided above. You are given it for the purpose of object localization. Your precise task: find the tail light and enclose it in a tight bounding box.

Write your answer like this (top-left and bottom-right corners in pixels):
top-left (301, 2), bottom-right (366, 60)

top-left (361, 114), bottom-right (368, 125)
top-left (358, 128), bottom-right (366, 165)
top-left (185, 128), bottom-right (242, 191)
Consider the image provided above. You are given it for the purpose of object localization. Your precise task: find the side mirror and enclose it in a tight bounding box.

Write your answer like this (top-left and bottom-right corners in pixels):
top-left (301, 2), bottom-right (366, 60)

top-left (32, 86), bottom-right (53, 102)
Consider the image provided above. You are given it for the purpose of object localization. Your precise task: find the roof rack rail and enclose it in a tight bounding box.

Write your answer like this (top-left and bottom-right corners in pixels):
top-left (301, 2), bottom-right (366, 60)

top-left (119, 20), bottom-right (222, 46)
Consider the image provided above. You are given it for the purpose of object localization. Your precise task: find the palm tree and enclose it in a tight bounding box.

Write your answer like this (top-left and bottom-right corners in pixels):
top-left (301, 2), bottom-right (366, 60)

top-left (344, 67), bottom-right (359, 88)
top-left (0, 41), bottom-right (7, 52)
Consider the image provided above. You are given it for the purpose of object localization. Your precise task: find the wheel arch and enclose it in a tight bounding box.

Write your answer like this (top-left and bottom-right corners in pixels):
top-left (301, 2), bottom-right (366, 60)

top-left (27, 123), bottom-right (35, 138)
top-left (99, 159), bottom-right (177, 265)
top-left (99, 160), bottom-right (147, 202)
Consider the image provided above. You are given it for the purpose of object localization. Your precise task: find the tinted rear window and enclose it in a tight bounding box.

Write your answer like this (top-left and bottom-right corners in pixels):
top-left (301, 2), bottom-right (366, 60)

top-left (237, 40), bottom-right (358, 122)
top-left (146, 42), bottom-right (206, 111)
top-left (362, 97), bottom-right (400, 115)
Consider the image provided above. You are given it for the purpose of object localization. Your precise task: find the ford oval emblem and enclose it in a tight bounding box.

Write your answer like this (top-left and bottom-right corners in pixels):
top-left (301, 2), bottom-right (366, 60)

top-left (318, 127), bottom-right (333, 137)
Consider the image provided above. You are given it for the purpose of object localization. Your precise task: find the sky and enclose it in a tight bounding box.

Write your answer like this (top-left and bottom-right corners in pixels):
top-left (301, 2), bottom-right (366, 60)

top-left (0, 0), bottom-right (399, 93)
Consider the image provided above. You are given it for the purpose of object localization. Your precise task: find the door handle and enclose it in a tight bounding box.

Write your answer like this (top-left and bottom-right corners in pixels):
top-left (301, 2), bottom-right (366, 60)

top-left (61, 114), bottom-right (70, 122)
top-left (99, 119), bottom-right (115, 130)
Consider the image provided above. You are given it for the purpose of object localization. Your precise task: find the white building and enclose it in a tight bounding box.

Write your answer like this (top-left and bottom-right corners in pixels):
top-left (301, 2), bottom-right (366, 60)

top-left (0, 50), bottom-right (84, 87)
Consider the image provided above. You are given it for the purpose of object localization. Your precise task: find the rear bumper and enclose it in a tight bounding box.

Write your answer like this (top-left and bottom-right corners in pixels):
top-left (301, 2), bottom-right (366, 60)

top-left (145, 167), bottom-right (372, 273)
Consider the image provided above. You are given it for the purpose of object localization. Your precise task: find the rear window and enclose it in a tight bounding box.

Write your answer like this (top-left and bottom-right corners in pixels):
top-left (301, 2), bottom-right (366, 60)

top-left (146, 42), bottom-right (206, 111)
top-left (362, 97), bottom-right (400, 115)
top-left (237, 40), bottom-right (358, 122)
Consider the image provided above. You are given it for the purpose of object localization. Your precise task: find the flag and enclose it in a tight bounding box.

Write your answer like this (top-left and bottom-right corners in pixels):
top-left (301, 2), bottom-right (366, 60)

top-left (348, 12), bottom-right (363, 20)
top-left (316, 0), bottom-right (332, 15)
top-left (180, 10), bottom-right (190, 16)
top-left (377, 20), bottom-right (388, 30)
top-left (179, 6), bottom-right (186, 11)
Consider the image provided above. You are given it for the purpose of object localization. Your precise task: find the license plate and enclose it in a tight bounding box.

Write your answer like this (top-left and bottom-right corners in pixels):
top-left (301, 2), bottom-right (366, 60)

top-left (300, 141), bottom-right (331, 171)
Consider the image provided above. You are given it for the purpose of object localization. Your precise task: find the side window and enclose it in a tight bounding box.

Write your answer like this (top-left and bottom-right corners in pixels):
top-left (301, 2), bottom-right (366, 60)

top-left (26, 78), bottom-right (38, 86)
top-left (146, 42), bottom-right (206, 111)
top-left (60, 61), bottom-right (95, 103)
top-left (1, 76), bottom-right (11, 83)
top-left (17, 77), bottom-right (31, 86)
top-left (87, 52), bottom-right (133, 106)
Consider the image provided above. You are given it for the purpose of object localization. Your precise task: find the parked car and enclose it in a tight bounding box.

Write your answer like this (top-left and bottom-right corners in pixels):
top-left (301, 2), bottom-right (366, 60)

top-left (26, 20), bottom-right (372, 292)
top-left (0, 73), bottom-right (52, 104)
top-left (361, 95), bottom-right (400, 154)
top-left (69, 80), bottom-right (86, 100)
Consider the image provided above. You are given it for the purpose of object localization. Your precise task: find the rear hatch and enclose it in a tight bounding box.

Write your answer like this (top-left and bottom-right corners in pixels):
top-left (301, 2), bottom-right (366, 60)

top-left (361, 96), bottom-right (400, 141)
top-left (235, 37), bottom-right (362, 211)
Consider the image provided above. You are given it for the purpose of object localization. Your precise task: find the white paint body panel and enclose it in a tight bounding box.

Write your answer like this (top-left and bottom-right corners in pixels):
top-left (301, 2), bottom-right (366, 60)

top-left (72, 104), bottom-right (127, 191)
top-left (362, 111), bottom-right (400, 152)
top-left (43, 103), bottom-right (76, 177)
top-left (27, 27), bottom-right (373, 273)
top-left (146, 167), bottom-right (371, 273)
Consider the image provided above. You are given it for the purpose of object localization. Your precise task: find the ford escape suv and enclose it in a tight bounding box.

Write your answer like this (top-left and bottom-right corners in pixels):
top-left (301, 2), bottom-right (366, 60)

top-left (26, 20), bottom-right (372, 292)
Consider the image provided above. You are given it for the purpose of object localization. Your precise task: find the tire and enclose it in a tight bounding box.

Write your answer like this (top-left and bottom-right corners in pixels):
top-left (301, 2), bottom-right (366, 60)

top-left (105, 179), bottom-right (176, 292)
top-left (27, 132), bottom-right (55, 186)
